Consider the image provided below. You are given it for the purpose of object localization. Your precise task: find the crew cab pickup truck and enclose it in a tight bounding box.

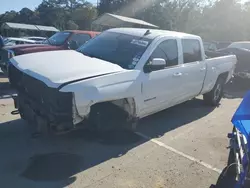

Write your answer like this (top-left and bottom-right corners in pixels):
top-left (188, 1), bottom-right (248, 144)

top-left (0, 30), bottom-right (100, 73)
top-left (8, 28), bottom-right (237, 134)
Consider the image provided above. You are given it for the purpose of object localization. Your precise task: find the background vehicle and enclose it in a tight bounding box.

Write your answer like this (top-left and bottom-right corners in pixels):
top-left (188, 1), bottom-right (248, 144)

top-left (0, 30), bottom-right (100, 73)
top-left (227, 41), bottom-right (250, 50)
top-left (4, 37), bottom-right (36, 46)
top-left (204, 41), bottom-right (231, 51)
top-left (216, 41), bottom-right (232, 49)
top-left (204, 41), bottom-right (218, 51)
top-left (206, 41), bottom-right (250, 83)
top-left (9, 28), bottom-right (236, 134)
top-left (22, 36), bottom-right (47, 43)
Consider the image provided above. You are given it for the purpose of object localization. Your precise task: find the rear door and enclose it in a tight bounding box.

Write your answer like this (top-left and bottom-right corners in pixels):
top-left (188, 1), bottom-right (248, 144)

top-left (180, 39), bottom-right (206, 100)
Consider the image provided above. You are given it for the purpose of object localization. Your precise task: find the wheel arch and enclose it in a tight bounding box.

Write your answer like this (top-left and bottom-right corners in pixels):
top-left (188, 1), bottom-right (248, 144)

top-left (90, 97), bottom-right (138, 119)
top-left (218, 71), bottom-right (229, 84)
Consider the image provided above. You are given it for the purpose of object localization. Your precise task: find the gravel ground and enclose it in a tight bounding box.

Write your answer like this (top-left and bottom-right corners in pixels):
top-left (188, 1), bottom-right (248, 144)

top-left (0, 75), bottom-right (247, 188)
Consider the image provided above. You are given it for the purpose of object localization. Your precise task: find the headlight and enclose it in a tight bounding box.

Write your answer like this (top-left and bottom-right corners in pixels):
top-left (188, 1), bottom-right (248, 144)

top-left (7, 50), bottom-right (15, 59)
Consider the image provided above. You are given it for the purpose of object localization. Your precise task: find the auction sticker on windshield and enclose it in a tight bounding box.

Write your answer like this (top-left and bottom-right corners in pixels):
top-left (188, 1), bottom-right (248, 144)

top-left (131, 39), bottom-right (149, 47)
top-left (128, 53), bottom-right (143, 69)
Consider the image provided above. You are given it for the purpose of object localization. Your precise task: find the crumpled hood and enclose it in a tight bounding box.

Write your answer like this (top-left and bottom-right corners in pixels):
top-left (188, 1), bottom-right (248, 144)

top-left (10, 50), bottom-right (124, 88)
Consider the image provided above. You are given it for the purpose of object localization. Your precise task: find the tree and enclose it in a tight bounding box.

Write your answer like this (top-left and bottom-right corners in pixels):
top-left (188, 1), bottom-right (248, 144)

top-left (1, 0), bottom-right (250, 42)
top-left (36, 0), bottom-right (96, 30)
top-left (66, 20), bottom-right (79, 29)
top-left (36, 1), bottom-right (67, 30)
top-left (15, 8), bottom-right (40, 24)
top-left (0, 11), bottom-right (18, 24)
top-left (71, 6), bottom-right (97, 29)
top-left (98, 0), bottom-right (136, 15)
top-left (196, 0), bottom-right (245, 41)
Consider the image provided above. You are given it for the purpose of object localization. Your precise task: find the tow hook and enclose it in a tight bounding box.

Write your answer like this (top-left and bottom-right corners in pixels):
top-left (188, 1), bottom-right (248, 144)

top-left (11, 94), bottom-right (19, 108)
top-left (11, 110), bottom-right (19, 115)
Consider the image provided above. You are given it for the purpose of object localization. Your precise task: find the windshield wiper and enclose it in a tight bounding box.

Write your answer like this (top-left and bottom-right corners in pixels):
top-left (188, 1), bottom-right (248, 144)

top-left (81, 52), bottom-right (99, 59)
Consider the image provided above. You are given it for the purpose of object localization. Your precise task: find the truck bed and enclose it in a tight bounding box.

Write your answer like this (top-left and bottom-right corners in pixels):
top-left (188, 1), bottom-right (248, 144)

top-left (201, 54), bottom-right (237, 94)
top-left (205, 50), bottom-right (229, 59)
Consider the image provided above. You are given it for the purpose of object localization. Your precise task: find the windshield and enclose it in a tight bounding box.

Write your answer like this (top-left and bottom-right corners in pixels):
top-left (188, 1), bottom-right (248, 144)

top-left (77, 31), bottom-right (152, 69)
top-left (44, 32), bottom-right (71, 46)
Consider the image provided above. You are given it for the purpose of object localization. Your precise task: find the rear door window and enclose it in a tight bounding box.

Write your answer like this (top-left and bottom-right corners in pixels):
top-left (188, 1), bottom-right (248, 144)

top-left (182, 39), bottom-right (202, 63)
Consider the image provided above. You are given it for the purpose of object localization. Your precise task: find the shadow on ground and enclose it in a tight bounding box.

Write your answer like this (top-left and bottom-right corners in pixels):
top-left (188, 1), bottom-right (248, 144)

top-left (137, 98), bottom-right (215, 138)
top-left (210, 154), bottom-right (250, 188)
top-left (0, 98), bottom-right (216, 188)
top-left (224, 78), bottom-right (250, 99)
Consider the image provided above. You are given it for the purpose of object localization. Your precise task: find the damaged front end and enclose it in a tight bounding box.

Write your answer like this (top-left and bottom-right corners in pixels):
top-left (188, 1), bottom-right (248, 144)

top-left (9, 64), bottom-right (85, 134)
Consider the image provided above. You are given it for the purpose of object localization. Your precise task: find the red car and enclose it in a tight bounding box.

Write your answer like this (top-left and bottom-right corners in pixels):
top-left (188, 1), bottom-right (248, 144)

top-left (0, 30), bottom-right (100, 73)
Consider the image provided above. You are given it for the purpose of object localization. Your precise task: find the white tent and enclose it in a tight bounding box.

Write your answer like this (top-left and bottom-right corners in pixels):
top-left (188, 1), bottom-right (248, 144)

top-left (92, 13), bottom-right (158, 30)
top-left (2, 22), bottom-right (59, 32)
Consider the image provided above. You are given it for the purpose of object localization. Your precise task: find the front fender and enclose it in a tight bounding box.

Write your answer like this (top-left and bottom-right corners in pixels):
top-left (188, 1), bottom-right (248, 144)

top-left (59, 79), bottom-right (141, 118)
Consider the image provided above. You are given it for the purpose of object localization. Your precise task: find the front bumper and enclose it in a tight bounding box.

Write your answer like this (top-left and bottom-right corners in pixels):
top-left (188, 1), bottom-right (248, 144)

top-left (14, 92), bottom-right (78, 133)
top-left (9, 63), bottom-right (87, 133)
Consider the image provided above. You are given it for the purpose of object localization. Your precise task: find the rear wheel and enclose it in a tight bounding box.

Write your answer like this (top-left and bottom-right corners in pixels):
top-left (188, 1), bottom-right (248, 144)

top-left (203, 77), bottom-right (224, 106)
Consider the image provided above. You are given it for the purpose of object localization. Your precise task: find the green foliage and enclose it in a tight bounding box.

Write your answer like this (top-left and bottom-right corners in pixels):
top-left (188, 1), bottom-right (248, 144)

top-left (97, 0), bottom-right (250, 41)
top-left (0, 0), bottom-right (250, 41)
top-left (0, 0), bottom-right (96, 31)
top-left (66, 20), bottom-right (79, 29)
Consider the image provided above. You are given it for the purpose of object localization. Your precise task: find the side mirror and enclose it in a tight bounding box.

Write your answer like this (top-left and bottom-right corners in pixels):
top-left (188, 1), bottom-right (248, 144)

top-left (144, 58), bottom-right (166, 73)
top-left (68, 40), bottom-right (78, 50)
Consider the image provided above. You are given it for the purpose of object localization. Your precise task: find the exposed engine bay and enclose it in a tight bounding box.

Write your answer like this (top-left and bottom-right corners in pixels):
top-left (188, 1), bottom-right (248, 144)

top-left (8, 63), bottom-right (137, 134)
top-left (9, 63), bottom-right (77, 134)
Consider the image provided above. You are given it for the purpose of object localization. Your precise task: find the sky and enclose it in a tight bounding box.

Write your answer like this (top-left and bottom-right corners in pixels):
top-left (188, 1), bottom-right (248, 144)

top-left (0, 0), bottom-right (97, 13)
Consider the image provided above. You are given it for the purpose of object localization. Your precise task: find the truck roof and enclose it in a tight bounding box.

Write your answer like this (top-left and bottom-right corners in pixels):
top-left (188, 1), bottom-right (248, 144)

top-left (64, 30), bottom-right (100, 37)
top-left (108, 28), bottom-right (200, 40)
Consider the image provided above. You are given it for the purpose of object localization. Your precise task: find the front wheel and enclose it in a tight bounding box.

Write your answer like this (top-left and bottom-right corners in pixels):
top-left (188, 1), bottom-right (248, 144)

top-left (88, 102), bottom-right (136, 132)
top-left (203, 78), bottom-right (224, 106)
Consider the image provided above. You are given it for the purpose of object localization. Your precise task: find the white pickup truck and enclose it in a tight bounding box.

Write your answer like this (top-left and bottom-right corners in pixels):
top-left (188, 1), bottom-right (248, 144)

top-left (8, 28), bottom-right (237, 133)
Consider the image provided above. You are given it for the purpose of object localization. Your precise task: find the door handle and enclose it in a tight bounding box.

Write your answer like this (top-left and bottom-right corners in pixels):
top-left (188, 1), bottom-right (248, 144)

top-left (173, 72), bottom-right (182, 77)
top-left (200, 67), bottom-right (206, 71)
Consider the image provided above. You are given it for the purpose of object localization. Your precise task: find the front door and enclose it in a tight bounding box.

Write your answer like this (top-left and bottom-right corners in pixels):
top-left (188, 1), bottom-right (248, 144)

top-left (140, 39), bottom-right (184, 117)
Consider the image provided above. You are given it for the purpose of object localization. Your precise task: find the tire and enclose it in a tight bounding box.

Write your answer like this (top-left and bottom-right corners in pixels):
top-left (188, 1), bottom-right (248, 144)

top-left (124, 119), bottom-right (138, 132)
top-left (226, 148), bottom-right (236, 177)
top-left (88, 103), bottom-right (131, 132)
top-left (203, 77), bottom-right (224, 106)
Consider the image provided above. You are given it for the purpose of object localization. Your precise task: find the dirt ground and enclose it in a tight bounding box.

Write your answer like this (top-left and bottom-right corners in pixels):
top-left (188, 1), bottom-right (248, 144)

top-left (0, 73), bottom-right (248, 188)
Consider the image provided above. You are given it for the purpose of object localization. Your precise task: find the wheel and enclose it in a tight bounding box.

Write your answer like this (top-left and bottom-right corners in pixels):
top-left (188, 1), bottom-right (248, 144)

top-left (88, 103), bottom-right (131, 132)
top-left (124, 118), bottom-right (138, 132)
top-left (203, 77), bottom-right (224, 106)
top-left (226, 148), bottom-right (236, 177)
